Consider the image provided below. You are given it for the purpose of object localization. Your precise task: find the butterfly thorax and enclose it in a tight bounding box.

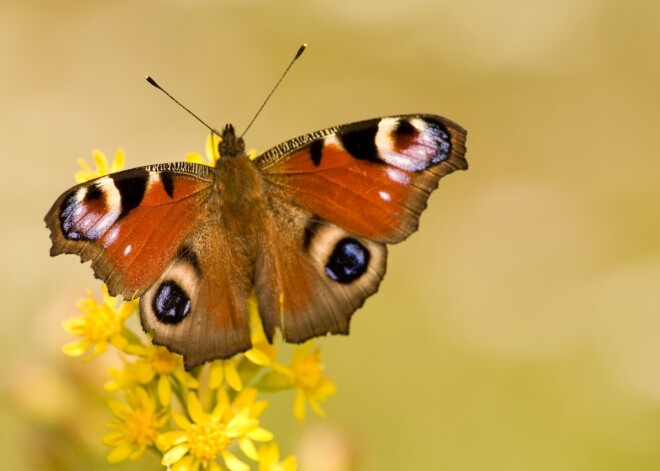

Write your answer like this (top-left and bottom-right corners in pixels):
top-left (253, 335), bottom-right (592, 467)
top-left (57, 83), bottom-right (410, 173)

top-left (213, 151), bottom-right (265, 262)
top-left (214, 124), bottom-right (263, 227)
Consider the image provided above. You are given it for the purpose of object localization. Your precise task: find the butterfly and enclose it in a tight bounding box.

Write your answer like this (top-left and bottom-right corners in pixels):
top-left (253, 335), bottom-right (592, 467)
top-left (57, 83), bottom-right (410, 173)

top-left (45, 115), bottom-right (467, 369)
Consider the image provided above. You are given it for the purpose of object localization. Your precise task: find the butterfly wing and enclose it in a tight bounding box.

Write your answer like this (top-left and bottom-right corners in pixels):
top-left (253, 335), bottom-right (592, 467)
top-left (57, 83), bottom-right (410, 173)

top-left (255, 114), bottom-right (467, 244)
top-left (45, 163), bottom-right (215, 296)
top-left (255, 199), bottom-right (387, 343)
top-left (45, 162), bottom-right (253, 367)
top-left (138, 215), bottom-right (253, 368)
top-left (253, 114), bottom-right (467, 342)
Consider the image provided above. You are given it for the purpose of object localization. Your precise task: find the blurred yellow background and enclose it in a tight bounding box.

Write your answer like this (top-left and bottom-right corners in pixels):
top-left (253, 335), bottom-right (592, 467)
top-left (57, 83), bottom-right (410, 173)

top-left (3, 0), bottom-right (660, 469)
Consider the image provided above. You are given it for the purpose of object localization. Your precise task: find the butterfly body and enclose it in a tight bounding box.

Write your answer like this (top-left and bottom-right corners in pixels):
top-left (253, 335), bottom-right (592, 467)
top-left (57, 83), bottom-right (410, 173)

top-left (46, 115), bottom-right (467, 368)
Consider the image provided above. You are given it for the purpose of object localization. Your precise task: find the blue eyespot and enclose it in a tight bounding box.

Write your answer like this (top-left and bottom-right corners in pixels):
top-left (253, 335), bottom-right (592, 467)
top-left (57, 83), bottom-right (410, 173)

top-left (325, 238), bottom-right (370, 284)
top-left (153, 280), bottom-right (191, 324)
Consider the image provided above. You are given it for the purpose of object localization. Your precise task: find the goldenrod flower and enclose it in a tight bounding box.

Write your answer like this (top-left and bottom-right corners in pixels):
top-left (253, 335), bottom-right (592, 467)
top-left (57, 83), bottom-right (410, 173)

top-left (103, 387), bottom-right (168, 463)
top-left (105, 358), bottom-right (154, 392)
top-left (209, 359), bottom-right (243, 391)
top-left (75, 148), bottom-right (125, 182)
top-left (122, 344), bottom-right (199, 405)
top-left (258, 443), bottom-right (297, 471)
top-left (274, 343), bottom-right (337, 421)
top-left (230, 388), bottom-right (269, 422)
top-left (186, 133), bottom-right (221, 166)
top-left (158, 388), bottom-right (273, 470)
top-left (245, 296), bottom-right (277, 367)
top-left (62, 286), bottom-right (136, 360)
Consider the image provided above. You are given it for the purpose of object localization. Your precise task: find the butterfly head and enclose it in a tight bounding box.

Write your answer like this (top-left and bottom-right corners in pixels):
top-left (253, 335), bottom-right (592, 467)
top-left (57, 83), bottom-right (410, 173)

top-left (218, 124), bottom-right (246, 160)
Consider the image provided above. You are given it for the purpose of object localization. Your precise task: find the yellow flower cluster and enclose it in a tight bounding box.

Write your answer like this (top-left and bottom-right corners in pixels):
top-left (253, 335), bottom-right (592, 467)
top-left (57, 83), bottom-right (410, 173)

top-left (61, 144), bottom-right (335, 470)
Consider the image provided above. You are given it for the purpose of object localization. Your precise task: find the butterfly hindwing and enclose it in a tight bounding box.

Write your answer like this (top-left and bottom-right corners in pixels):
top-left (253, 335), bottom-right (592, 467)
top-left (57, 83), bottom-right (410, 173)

top-left (254, 197), bottom-right (387, 344)
top-left (139, 218), bottom-right (253, 368)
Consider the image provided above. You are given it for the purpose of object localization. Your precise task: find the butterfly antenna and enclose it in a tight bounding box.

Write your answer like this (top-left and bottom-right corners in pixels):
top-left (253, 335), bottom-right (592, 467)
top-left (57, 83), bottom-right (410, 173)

top-left (240, 43), bottom-right (307, 139)
top-left (146, 76), bottom-right (220, 136)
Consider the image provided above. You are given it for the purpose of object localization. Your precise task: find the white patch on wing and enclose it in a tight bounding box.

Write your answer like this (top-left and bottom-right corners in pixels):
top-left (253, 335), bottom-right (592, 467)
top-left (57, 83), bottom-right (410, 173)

top-left (376, 118), bottom-right (438, 172)
top-left (374, 117), bottom-right (398, 156)
top-left (97, 176), bottom-right (122, 211)
top-left (74, 187), bottom-right (87, 202)
top-left (325, 135), bottom-right (342, 149)
top-left (88, 209), bottom-right (121, 240)
top-left (66, 177), bottom-right (123, 241)
top-left (103, 226), bottom-right (120, 248)
top-left (411, 117), bottom-right (441, 159)
top-left (148, 171), bottom-right (161, 190)
top-left (379, 190), bottom-right (391, 201)
top-left (85, 177), bottom-right (121, 240)
top-left (409, 118), bottom-right (427, 132)
top-left (385, 167), bottom-right (410, 185)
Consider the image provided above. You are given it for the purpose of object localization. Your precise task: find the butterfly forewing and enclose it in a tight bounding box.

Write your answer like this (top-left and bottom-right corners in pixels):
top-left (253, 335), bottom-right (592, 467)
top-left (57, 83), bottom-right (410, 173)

top-left (255, 114), bottom-right (467, 244)
top-left (44, 163), bottom-right (215, 297)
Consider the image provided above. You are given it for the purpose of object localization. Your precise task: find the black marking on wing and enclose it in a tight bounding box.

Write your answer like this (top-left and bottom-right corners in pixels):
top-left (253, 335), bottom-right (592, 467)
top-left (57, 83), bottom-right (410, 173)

top-left (161, 172), bottom-right (175, 198)
top-left (59, 194), bottom-right (85, 240)
top-left (112, 168), bottom-right (149, 217)
top-left (427, 120), bottom-right (452, 164)
top-left (309, 139), bottom-right (324, 167)
top-left (152, 280), bottom-right (191, 324)
top-left (393, 118), bottom-right (417, 137)
top-left (178, 245), bottom-right (202, 276)
top-left (86, 183), bottom-right (104, 201)
top-left (338, 119), bottom-right (381, 163)
top-left (303, 217), bottom-right (323, 251)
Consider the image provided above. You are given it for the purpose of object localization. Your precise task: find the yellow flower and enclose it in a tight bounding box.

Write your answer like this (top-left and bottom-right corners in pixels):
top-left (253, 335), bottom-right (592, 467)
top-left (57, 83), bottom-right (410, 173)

top-left (158, 388), bottom-right (272, 470)
top-left (75, 148), bottom-right (125, 183)
top-left (274, 343), bottom-right (337, 421)
top-left (245, 295), bottom-right (277, 367)
top-left (186, 133), bottom-right (221, 166)
top-left (209, 359), bottom-right (243, 391)
top-left (230, 388), bottom-right (269, 423)
top-left (258, 443), bottom-right (297, 471)
top-left (121, 344), bottom-right (199, 406)
top-left (105, 358), bottom-right (154, 392)
top-left (105, 345), bottom-right (199, 407)
top-left (62, 285), bottom-right (137, 360)
top-left (103, 387), bottom-right (168, 463)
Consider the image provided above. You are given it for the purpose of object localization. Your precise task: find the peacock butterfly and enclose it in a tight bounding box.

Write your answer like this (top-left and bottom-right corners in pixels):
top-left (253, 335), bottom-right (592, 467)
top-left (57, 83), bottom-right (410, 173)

top-left (45, 114), bottom-right (467, 368)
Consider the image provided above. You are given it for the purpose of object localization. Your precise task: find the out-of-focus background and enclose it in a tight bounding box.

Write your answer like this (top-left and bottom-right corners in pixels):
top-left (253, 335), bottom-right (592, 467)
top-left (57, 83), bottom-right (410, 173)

top-left (3, 1), bottom-right (660, 469)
